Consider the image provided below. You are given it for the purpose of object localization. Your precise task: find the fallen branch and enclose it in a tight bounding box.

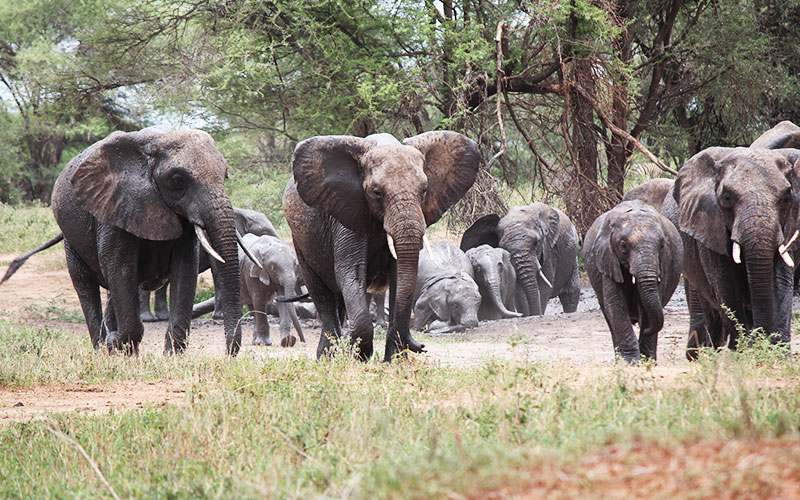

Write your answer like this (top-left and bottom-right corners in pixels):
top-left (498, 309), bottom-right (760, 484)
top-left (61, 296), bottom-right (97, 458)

top-left (46, 423), bottom-right (122, 500)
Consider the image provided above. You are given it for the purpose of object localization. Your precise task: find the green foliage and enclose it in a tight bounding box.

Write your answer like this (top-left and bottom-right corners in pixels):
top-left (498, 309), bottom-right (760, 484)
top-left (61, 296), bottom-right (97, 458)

top-left (0, 202), bottom-right (59, 253)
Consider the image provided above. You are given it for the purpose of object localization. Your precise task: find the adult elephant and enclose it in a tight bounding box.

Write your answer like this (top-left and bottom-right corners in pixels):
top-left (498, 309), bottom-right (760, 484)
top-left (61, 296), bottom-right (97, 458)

top-left (584, 201), bottom-right (683, 363)
top-left (622, 178), bottom-right (674, 212)
top-left (283, 132), bottom-right (480, 361)
top-left (460, 202), bottom-right (580, 316)
top-left (465, 244), bottom-right (521, 321)
top-left (663, 147), bottom-right (799, 358)
top-left (50, 128), bottom-right (243, 355)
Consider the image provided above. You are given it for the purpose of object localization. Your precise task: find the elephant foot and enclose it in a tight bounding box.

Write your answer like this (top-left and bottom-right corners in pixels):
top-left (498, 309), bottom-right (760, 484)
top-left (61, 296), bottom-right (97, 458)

top-left (140, 311), bottom-right (158, 323)
top-left (349, 335), bottom-right (374, 361)
top-left (383, 329), bottom-right (425, 362)
top-left (253, 335), bottom-right (272, 346)
top-left (212, 310), bottom-right (224, 320)
top-left (106, 331), bottom-right (140, 356)
top-left (316, 331), bottom-right (341, 359)
top-left (154, 309), bottom-right (169, 321)
top-left (281, 334), bottom-right (297, 348)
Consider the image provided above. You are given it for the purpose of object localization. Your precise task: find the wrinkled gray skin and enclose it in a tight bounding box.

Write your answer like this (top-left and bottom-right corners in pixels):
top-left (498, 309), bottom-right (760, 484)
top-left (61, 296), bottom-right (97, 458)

top-left (622, 178), bottom-right (674, 212)
top-left (460, 202), bottom-right (580, 316)
top-left (584, 201), bottom-right (683, 363)
top-left (370, 292), bottom-right (387, 327)
top-left (284, 131), bottom-right (480, 361)
top-left (412, 241), bottom-right (481, 332)
top-left (140, 206), bottom-right (279, 322)
top-left (465, 245), bottom-right (521, 321)
top-left (662, 144), bottom-right (799, 359)
top-left (238, 233), bottom-right (305, 347)
top-left (51, 128), bottom-right (242, 355)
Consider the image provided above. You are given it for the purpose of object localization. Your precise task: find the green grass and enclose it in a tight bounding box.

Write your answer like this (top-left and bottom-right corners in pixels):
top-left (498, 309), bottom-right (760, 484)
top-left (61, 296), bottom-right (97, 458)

top-left (0, 202), bottom-right (60, 254)
top-left (0, 322), bottom-right (799, 499)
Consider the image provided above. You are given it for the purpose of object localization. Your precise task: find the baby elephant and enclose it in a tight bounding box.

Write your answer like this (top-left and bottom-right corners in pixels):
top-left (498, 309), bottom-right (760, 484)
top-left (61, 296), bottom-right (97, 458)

top-left (413, 241), bottom-right (481, 332)
top-left (466, 245), bottom-right (521, 321)
top-left (583, 201), bottom-right (683, 363)
top-left (239, 233), bottom-right (305, 347)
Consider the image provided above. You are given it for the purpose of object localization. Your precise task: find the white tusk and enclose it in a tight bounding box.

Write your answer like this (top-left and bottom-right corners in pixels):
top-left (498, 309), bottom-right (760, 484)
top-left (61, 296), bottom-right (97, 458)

top-left (632, 275), bottom-right (636, 285)
top-left (236, 230), bottom-right (262, 270)
top-left (781, 250), bottom-right (795, 268)
top-left (387, 234), bottom-right (397, 260)
top-left (423, 234), bottom-right (434, 260)
top-left (195, 225), bottom-right (225, 264)
top-left (732, 241), bottom-right (742, 264)
top-left (538, 269), bottom-right (553, 288)
top-left (779, 229), bottom-right (800, 255)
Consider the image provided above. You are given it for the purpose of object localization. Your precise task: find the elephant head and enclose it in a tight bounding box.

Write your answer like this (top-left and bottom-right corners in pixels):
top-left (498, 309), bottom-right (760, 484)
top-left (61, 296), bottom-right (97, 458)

top-left (292, 131), bottom-right (480, 358)
top-left (585, 201), bottom-right (682, 341)
top-left (460, 203), bottom-right (563, 316)
top-left (413, 273), bottom-right (481, 330)
top-left (63, 128), bottom-right (242, 354)
top-left (466, 245), bottom-right (521, 319)
top-left (673, 147), bottom-right (800, 334)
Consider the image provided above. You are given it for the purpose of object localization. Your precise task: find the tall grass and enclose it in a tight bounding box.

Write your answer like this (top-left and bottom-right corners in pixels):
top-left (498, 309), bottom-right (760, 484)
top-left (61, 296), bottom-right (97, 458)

top-left (1, 322), bottom-right (799, 499)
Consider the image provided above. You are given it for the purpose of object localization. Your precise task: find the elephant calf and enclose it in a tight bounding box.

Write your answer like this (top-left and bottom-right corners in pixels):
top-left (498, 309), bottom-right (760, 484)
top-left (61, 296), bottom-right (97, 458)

top-left (239, 233), bottom-right (305, 347)
top-left (465, 245), bottom-right (521, 321)
top-left (413, 241), bottom-right (481, 332)
top-left (584, 200), bottom-right (683, 363)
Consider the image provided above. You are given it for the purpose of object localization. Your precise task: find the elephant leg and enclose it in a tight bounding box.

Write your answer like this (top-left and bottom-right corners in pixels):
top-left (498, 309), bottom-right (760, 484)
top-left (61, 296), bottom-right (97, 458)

top-left (98, 231), bottom-right (143, 355)
top-left (138, 290), bottom-right (158, 322)
top-left (333, 236), bottom-right (373, 361)
top-left (600, 276), bottom-right (640, 363)
top-left (277, 302), bottom-right (297, 347)
top-left (296, 248), bottom-right (343, 358)
top-left (104, 293), bottom-right (117, 337)
top-left (64, 241), bottom-right (105, 349)
top-left (154, 285), bottom-right (169, 321)
top-left (373, 293), bottom-right (388, 328)
top-left (251, 293), bottom-right (271, 346)
top-left (685, 283), bottom-right (712, 360)
top-left (164, 234), bottom-right (199, 355)
top-left (558, 258), bottom-right (581, 313)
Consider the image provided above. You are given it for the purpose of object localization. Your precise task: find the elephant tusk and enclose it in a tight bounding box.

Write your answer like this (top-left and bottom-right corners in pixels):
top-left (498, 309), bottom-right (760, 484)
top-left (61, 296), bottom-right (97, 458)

top-left (779, 229), bottom-right (800, 255)
top-left (387, 234), bottom-right (397, 260)
top-left (538, 269), bottom-right (553, 288)
top-left (236, 230), bottom-right (262, 270)
top-left (632, 275), bottom-right (636, 285)
top-left (732, 241), bottom-right (742, 264)
top-left (423, 234), bottom-right (434, 260)
top-left (781, 250), bottom-right (795, 268)
top-left (195, 225), bottom-right (225, 264)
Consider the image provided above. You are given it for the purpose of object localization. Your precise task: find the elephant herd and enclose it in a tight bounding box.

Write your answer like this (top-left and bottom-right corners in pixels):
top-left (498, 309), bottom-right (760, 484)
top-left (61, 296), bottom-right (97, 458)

top-left (4, 121), bottom-right (800, 364)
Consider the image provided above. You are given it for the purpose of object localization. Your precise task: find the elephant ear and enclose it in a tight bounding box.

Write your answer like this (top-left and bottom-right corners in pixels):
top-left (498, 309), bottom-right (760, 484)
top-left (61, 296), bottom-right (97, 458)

top-left (539, 205), bottom-right (562, 252)
top-left (403, 131), bottom-right (481, 226)
top-left (292, 135), bottom-right (372, 232)
top-left (587, 214), bottom-right (624, 283)
top-left (659, 215), bottom-right (683, 288)
top-left (460, 214), bottom-right (500, 251)
top-left (751, 121), bottom-right (800, 149)
top-left (415, 284), bottom-right (451, 324)
top-left (69, 130), bottom-right (182, 240)
top-left (775, 149), bottom-right (800, 241)
top-left (673, 148), bottom-right (732, 256)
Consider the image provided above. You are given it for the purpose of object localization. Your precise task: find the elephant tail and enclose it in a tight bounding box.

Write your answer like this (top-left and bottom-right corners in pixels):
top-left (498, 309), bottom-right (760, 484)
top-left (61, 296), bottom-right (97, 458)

top-left (1, 233), bottom-right (64, 284)
top-left (275, 293), bottom-right (311, 303)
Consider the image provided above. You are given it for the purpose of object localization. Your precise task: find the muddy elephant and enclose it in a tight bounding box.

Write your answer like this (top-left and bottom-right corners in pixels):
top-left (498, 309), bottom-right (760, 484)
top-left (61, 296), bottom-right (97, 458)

top-left (622, 178), bottom-right (674, 211)
top-left (284, 131), bottom-right (480, 361)
top-left (465, 244), bottom-right (521, 321)
top-left (584, 201), bottom-right (683, 363)
top-left (663, 146), bottom-right (799, 358)
top-left (413, 241), bottom-right (481, 332)
top-left (48, 128), bottom-right (242, 355)
top-left (238, 233), bottom-right (305, 347)
top-left (139, 206), bottom-right (280, 322)
top-left (460, 202), bottom-right (581, 316)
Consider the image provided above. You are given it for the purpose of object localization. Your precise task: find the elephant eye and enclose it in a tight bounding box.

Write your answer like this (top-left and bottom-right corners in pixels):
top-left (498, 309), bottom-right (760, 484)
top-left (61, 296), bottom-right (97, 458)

top-left (372, 187), bottom-right (382, 198)
top-left (171, 173), bottom-right (186, 190)
top-left (619, 240), bottom-right (629, 252)
top-left (720, 189), bottom-right (734, 207)
top-left (780, 190), bottom-right (792, 207)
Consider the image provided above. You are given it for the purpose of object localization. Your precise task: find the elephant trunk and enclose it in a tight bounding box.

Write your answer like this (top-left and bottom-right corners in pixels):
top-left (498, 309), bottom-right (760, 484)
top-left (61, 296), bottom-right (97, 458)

top-left (202, 200), bottom-right (242, 355)
top-left (508, 247), bottom-right (542, 316)
top-left (486, 277), bottom-right (521, 318)
top-left (741, 230), bottom-right (777, 340)
top-left (383, 204), bottom-right (426, 360)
